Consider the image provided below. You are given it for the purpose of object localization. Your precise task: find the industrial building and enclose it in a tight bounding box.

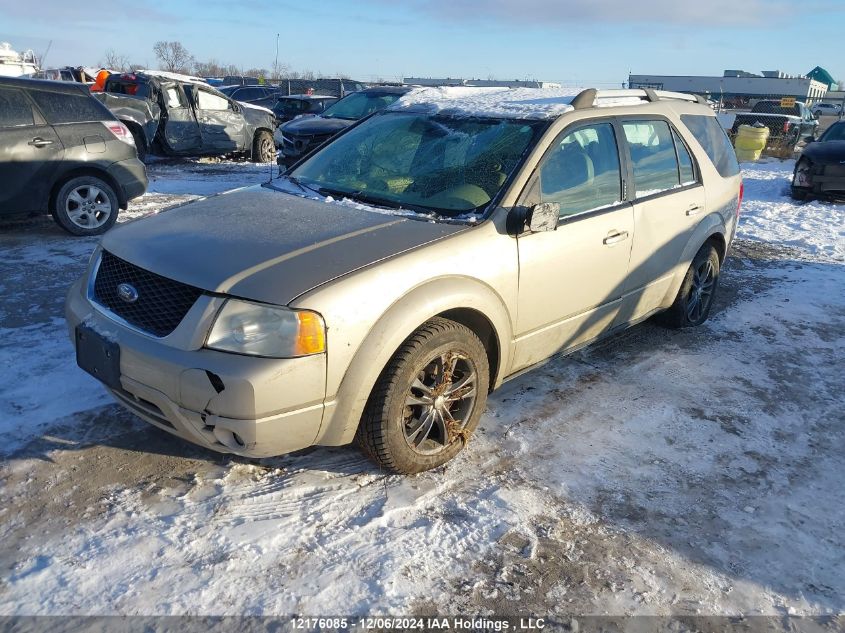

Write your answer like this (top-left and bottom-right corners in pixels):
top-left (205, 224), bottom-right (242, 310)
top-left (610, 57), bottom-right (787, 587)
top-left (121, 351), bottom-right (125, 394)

top-left (628, 70), bottom-right (828, 103)
top-left (404, 77), bottom-right (562, 89)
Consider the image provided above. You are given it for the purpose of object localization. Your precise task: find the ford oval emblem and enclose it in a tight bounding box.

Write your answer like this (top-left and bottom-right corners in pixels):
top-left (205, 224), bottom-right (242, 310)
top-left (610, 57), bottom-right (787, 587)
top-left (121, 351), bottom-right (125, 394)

top-left (117, 283), bottom-right (139, 303)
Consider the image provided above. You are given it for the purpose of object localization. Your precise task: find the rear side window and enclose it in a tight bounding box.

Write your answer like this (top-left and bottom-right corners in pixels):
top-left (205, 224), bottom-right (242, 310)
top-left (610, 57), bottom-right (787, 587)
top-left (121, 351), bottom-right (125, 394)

top-left (622, 120), bottom-right (680, 197)
top-left (680, 114), bottom-right (740, 177)
top-left (673, 129), bottom-right (696, 185)
top-left (0, 88), bottom-right (35, 127)
top-left (29, 90), bottom-right (107, 124)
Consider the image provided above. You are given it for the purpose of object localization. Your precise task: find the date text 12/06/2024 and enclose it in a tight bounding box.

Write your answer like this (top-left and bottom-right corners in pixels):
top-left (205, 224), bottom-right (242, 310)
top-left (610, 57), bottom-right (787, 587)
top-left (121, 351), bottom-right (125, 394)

top-left (291, 617), bottom-right (546, 630)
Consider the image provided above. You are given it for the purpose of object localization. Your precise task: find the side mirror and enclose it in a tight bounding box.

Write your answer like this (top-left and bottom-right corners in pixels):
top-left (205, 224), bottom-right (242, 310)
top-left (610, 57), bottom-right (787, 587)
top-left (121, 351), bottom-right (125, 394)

top-left (507, 202), bottom-right (559, 234)
top-left (527, 202), bottom-right (560, 232)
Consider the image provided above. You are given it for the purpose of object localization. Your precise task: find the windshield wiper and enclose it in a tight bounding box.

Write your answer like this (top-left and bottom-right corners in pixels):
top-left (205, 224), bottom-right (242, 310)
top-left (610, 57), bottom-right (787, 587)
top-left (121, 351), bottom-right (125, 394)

top-left (285, 175), bottom-right (321, 196)
top-left (334, 189), bottom-right (439, 216)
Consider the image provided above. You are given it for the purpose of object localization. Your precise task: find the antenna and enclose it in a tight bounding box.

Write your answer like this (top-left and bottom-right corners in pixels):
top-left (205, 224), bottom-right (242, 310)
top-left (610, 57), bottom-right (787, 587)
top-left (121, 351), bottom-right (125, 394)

top-left (40, 39), bottom-right (53, 69)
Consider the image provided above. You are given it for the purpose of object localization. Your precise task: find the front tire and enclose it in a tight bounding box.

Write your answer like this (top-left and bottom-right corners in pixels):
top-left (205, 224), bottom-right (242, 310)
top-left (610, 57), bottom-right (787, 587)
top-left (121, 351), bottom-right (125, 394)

top-left (357, 317), bottom-right (490, 474)
top-left (660, 243), bottom-right (720, 329)
top-left (52, 176), bottom-right (119, 236)
top-left (252, 130), bottom-right (275, 163)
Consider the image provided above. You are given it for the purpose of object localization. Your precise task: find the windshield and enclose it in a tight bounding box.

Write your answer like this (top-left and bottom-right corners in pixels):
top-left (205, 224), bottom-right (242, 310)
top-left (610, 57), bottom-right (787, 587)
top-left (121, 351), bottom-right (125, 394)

top-left (286, 111), bottom-right (544, 217)
top-left (320, 91), bottom-right (403, 121)
top-left (821, 122), bottom-right (845, 142)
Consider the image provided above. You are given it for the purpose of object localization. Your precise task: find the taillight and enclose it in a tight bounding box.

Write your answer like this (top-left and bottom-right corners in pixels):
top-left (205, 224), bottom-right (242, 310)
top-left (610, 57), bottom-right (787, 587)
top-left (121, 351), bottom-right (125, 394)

top-left (783, 121), bottom-right (790, 133)
top-left (102, 121), bottom-right (135, 146)
top-left (737, 180), bottom-right (744, 218)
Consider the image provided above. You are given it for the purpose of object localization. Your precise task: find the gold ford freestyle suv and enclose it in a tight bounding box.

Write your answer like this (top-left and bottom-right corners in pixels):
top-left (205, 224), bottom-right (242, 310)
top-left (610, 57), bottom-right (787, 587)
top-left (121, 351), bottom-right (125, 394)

top-left (66, 87), bottom-right (743, 474)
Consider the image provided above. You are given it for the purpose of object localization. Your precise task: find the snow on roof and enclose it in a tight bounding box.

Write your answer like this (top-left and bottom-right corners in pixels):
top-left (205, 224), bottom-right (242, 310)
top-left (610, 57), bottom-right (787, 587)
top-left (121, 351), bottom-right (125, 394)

top-left (391, 85), bottom-right (652, 120)
top-left (138, 69), bottom-right (209, 86)
top-left (390, 86), bottom-right (579, 119)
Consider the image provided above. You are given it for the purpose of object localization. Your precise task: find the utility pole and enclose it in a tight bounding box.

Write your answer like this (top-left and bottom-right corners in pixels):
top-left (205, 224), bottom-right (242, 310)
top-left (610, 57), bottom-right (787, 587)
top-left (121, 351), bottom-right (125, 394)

top-left (274, 33), bottom-right (279, 81)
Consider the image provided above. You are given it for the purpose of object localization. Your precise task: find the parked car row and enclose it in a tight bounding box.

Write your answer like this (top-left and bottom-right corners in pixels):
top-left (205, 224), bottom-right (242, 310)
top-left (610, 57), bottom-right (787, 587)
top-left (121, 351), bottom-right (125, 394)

top-left (64, 87), bottom-right (744, 474)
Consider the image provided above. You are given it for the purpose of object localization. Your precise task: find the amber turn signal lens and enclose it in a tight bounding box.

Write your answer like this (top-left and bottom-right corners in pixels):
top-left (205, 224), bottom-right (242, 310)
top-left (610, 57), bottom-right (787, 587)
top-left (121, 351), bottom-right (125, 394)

top-left (295, 311), bottom-right (326, 356)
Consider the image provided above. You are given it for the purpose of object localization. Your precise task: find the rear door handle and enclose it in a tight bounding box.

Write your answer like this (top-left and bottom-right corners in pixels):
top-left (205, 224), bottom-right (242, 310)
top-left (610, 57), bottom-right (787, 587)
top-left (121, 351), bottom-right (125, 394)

top-left (28, 137), bottom-right (54, 148)
top-left (685, 204), bottom-right (702, 216)
top-left (603, 230), bottom-right (630, 246)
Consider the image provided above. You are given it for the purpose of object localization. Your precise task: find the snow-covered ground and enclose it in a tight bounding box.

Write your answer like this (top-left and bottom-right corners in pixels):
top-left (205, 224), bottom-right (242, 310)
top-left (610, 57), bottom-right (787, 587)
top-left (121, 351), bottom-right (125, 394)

top-left (0, 158), bottom-right (842, 618)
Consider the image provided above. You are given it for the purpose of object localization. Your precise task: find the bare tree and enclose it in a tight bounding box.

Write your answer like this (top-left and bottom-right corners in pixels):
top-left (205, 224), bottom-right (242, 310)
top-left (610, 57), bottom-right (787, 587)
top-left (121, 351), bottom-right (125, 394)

top-left (102, 49), bottom-right (130, 71)
top-left (152, 41), bottom-right (193, 74)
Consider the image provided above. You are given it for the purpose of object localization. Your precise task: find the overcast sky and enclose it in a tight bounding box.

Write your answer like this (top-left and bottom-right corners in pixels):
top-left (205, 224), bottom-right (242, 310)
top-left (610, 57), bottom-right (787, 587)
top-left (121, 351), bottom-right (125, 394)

top-left (1, 0), bottom-right (841, 84)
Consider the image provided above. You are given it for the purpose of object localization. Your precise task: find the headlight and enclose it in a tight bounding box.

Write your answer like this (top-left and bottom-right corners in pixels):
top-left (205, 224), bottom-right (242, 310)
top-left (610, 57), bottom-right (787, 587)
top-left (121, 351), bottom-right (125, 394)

top-left (206, 299), bottom-right (325, 358)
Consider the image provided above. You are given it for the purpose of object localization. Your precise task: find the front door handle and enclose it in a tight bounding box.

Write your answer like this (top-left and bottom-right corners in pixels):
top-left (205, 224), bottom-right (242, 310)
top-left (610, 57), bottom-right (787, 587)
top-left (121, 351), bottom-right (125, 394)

top-left (28, 137), bottom-right (54, 148)
top-left (686, 204), bottom-right (703, 216)
top-left (603, 230), bottom-right (630, 246)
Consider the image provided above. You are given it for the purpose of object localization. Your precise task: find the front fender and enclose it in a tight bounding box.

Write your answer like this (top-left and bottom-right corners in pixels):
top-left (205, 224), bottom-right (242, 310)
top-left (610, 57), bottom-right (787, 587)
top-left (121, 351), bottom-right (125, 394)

top-left (313, 276), bottom-right (514, 447)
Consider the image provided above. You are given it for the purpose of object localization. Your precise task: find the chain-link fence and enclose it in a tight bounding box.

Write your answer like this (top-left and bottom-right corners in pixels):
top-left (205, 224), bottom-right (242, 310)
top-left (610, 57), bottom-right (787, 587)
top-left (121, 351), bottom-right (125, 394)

top-left (707, 93), bottom-right (844, 157)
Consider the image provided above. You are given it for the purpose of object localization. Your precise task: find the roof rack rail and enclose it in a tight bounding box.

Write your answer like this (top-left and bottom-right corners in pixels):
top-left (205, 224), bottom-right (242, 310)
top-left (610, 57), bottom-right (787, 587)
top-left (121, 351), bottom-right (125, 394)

top-left (571, 88), bottom-right (708, 110)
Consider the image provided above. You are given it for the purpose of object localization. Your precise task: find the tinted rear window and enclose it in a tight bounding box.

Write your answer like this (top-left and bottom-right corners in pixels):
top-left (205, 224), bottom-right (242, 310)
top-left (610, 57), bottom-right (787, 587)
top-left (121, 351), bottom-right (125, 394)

top-left (0, 87), bottom-right (35, 127)
top-left (29, 89), bottom-right (109, 124)
top-left (680, 114), bottom-right (740, 177)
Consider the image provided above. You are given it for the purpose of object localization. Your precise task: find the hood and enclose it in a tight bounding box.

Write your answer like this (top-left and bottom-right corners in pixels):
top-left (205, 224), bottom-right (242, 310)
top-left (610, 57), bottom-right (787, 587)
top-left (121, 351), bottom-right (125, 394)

top-left (100, 186), bottom-right (468, 305)
top-left (281, 115), bottom-right (351, 136)
top-left (801, 140), bottom-right (845, 164)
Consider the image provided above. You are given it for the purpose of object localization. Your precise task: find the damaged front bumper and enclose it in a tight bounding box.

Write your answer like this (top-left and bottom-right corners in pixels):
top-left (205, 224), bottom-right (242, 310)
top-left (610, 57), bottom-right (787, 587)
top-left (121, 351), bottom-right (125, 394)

top-left (65, 276), bottom-right (327, 458)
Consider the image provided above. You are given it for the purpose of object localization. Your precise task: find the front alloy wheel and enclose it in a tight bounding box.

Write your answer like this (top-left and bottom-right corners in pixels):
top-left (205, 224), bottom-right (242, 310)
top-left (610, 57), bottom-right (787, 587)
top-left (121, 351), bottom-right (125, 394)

top-left (402, 351), bottom-right (478, 455)
top-left (358, 317), bottom-right (490, 474)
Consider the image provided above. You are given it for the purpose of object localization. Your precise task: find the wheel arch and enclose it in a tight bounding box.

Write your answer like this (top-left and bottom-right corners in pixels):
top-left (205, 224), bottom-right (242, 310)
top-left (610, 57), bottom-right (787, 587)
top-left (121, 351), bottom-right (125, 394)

top-left (312, 276), bottom-right (513, 447)
top-left (49, 166), bottom-right (127, 212)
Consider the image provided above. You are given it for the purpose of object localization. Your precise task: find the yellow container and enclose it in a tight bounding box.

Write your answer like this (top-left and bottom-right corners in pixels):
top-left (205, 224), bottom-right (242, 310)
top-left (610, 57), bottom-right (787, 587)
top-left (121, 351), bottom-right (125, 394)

top-left (734, 124), bottom-right (770, 162)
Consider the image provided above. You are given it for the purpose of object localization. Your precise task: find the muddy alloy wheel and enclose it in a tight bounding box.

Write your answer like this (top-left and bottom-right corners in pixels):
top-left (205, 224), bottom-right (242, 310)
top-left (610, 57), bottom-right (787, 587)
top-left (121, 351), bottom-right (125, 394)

top-left (402, 351), bottom-right (478, 455)
top-left (358, 317), bottom-right (490, 474)
top-left (252, 130), bottom-right (275, 163)
top-left (660, 243), bottom-right (721, 329)
top-left (53, 176), bottom-right (119, 236)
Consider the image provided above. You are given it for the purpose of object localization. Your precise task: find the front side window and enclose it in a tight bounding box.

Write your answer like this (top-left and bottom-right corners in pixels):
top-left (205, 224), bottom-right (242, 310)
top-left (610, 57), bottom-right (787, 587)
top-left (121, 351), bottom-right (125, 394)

top-left (196, 89), bottom-right (230, 111)
top-left (538, 122), bottom-right (622, 217)
top-left (0, 88), bottom-right (34, 127)
top-left (320, 92), bottom-right (403, 121)
top-left (623, 120), bottom-right (681, 197)
top-left (288, 112), bottom-right (543, 216)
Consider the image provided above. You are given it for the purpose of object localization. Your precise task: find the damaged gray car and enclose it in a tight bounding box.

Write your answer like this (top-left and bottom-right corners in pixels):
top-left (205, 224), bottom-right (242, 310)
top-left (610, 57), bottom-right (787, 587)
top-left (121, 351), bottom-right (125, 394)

top-left (94, 71), bottom-right (276, 162)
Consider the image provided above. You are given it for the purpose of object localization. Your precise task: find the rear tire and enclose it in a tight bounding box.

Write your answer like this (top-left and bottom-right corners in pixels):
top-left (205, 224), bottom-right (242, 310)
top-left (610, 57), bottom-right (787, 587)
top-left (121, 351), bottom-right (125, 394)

top-left (127, 125), bottom-right (147, 162)
top-left (659, 243), bottom-right (720, 329)
top-left (52, 176), bottom-right (119, 236)
top-left (357, 317), bottom-right (490, 474)
top-left (252, 130), bottom-right (275, 163)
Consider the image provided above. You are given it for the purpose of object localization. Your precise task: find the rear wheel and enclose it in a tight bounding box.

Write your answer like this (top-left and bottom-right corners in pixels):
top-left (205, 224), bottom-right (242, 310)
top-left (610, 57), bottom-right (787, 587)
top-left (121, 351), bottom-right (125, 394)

top-left (52, 176), bottom-right (119, 236)
top-left (127, 124), bottom-right (147, 162)
top-left (357, 317), bottom-right (490, 474)
top-left (660, 243), bottom-right (720, 329)
top-left (252, 130), bottom-right (275, 163)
